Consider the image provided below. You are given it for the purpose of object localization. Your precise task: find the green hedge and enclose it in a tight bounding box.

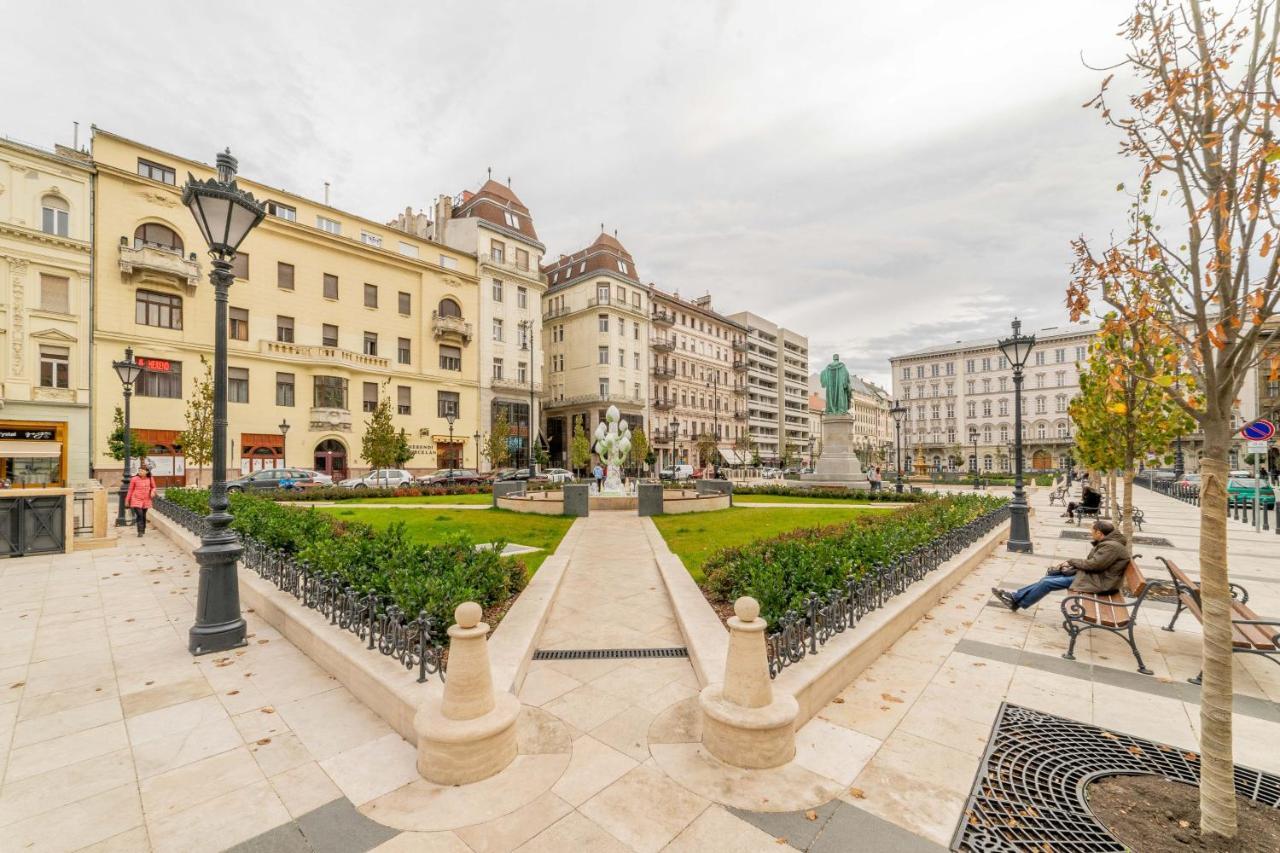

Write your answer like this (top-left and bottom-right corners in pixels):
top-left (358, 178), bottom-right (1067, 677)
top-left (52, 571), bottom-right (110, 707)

top-left (264, 484), bottom-right (488, 502)
top-left (731, 484), bottom-right (931, 502)
top-left (163, 489), bottom-right (526, 627)
top-left (703, 494), bottom-right (1007, 622)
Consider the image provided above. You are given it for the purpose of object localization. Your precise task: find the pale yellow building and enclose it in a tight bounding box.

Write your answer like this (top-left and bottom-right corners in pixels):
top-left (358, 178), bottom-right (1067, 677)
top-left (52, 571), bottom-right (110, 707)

top-left (647, 288), bottom-right (748, 469)
top-left (541, 233), bottom-right (650, 465)
top-left (0, 137), bottom-right (94, 487)
top-left (91, 129), bottom-right (480, 486)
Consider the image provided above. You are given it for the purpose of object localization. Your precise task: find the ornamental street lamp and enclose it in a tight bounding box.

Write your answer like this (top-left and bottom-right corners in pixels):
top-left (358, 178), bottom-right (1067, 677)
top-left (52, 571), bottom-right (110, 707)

top-left (890, 399), bottom-right (907, 493)
top-left (445, 413), bottom-right (456, 476)
top-left (473, 431), bottom-right (481, 470)
top-left (670, 417), bottom-right (680, 468)
top-left (278, 419), bottom-right (290, 468)
top-left (112, 348), bottom-right (144, 526)
top-left (520, 320), bottom-right (537, 471)
top-left (969, 427), bottom-right (980, 484)
top-left (998, 317), bottom-right (1036, 553)
top-left (183, 149), bottom-right (265, 656)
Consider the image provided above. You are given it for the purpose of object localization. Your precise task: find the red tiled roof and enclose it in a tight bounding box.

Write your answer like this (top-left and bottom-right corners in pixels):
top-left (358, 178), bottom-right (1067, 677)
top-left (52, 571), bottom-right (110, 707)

top-left (454, 179), bottom-right (540, 242)
top-left (543, 231), bottom-right (639, 286)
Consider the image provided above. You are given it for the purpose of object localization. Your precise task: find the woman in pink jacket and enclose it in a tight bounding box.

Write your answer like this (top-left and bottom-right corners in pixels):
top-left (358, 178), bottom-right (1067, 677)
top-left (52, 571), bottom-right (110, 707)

top-left (125, 467), bottom-right (157, 536)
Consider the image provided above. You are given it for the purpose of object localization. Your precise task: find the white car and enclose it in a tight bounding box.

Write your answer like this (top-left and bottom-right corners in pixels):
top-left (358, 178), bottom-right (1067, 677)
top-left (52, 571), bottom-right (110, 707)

top-left (540, 468), bottom-right (575, 483)
top-left (339, 469), bottom-right (414, 489)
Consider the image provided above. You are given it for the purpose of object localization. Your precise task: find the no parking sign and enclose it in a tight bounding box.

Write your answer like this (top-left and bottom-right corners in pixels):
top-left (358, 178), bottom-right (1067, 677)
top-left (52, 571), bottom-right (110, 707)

top-left (1240, 419), bottom-right (1275, 441)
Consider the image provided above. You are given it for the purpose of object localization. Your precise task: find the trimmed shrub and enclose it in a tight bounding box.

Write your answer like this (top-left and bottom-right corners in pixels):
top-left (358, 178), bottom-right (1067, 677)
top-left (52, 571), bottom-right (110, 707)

top-left (731, 483), bottom-right (931, 502)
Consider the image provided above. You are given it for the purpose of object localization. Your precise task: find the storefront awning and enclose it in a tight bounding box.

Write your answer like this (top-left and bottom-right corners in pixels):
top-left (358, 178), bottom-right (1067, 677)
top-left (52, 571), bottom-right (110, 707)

top-left (720, 447), bottom-right (748, 465)
top-left (0, 441), bottom-right (61, 458)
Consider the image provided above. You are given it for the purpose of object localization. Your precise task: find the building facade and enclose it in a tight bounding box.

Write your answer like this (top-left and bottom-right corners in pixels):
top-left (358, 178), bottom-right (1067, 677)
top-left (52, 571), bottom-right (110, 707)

top-left (727, 311), bottom-right (810, 465)
top-left (647, 289), bottom-right (748, 469)
top-left (889, 324), bottom-right (1097, 475)
top-left (91, 130), bottom-right (480, 487)
top-left (540, 233), bottom-right (649, 466)
top-left (0, 138), bottom-right (93, 487)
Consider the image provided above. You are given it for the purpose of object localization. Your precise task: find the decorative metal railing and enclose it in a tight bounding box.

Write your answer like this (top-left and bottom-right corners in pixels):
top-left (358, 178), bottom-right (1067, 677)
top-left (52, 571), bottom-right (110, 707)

top-left (153, 494), bottom-right (446, 682)
top-left (1139, 474), bottom-right (1278, 532)
top-left (764, 504), bottom-right (1010, 678)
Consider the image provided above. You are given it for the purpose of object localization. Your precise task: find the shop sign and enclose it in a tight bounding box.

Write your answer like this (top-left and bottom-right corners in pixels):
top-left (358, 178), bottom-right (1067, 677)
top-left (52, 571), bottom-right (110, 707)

top-left (136, 357), bottom-right (173, 372)
top-left (0, 428), bottom-right (56, 441)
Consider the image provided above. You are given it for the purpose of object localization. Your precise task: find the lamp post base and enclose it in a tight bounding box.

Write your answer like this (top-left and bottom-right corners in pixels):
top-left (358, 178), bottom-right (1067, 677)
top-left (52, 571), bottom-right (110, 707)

top-left (189, 535), bottom-right (247, 655)
top-left (1006, 506), bottom-right (1034, 553)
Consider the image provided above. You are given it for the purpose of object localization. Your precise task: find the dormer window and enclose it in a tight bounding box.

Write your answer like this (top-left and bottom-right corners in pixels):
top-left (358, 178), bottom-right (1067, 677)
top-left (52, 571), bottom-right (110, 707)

top-left (618, 259), bottom-right (629, 274)
top-left (504, 211), bottom-right (520, 228)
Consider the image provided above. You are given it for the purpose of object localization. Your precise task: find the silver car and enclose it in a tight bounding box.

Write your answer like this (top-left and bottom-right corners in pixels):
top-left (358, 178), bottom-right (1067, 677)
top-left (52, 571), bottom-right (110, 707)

top-left (338, 469), bottom-right (415, 489)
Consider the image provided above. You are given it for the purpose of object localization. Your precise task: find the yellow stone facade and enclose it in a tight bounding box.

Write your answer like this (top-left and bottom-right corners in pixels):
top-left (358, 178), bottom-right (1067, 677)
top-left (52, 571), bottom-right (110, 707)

top-left (90, 130), bottom-right (480, 486)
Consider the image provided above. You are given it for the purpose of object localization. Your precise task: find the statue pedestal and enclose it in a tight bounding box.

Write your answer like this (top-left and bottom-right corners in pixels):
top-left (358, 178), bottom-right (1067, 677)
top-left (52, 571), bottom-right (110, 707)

top-left (802, 414), bottom-right (869, 486)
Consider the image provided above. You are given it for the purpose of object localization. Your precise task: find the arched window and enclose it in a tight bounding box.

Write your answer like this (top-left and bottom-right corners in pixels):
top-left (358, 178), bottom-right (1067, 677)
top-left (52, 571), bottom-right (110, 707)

top-left (1037, 423), bottom-right (1047, 439)
top-left (42, 196), bottom-right (69, 237)
top-left (983, 454), bottom-right (992, 471)
top-left (134, 223), bottom-right (183, 253)
top-left (437, 297), bottom-right (462, 318)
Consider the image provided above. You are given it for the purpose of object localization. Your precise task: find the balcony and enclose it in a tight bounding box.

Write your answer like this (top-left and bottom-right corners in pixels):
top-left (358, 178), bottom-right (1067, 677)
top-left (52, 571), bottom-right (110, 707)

top-left (651, 309), bottom-right (674, 326)
top-left (652, 397), bottom-right (675, 410)
top-left (261, 340), bottom-right (390, 370)
top-left (490, 377), bottom-right (544, 394)
top-left (732, 381), bottom-right (747, 394)
top-left (588, 296), bottom-right (645, 318)
top-left (733, 410), bottom-right (747, 420)
top-left (542, 304), bottom-right (572, 321)
top-left (733, 359), bottom-right (747, 372)
top-left (732, 339), bottom-right (747, 352)
top-left (651, 365), bottom-right (676, 379)
top-left (480, 251), bottom-right (537, 280)
top-left (543, 392), bottom-right (647, 411)
top-left (431, 311), bottom-right (473, 343)
top-left (118, 242), bottom-right (201, 289)
top-left (650, 336), bottom-right (675, 352)
top-left (309, 406), bottom-right (353, 433)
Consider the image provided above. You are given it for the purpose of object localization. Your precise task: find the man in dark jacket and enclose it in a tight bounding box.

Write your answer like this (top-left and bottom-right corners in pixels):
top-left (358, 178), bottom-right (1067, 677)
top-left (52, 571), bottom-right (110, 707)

top-left (991, 520), bottom-right (1131, 611)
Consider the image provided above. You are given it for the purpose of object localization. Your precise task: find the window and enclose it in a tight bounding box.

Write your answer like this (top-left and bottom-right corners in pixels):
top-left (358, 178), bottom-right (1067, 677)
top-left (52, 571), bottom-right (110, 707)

top-left (598, 346), bottom-right (609, 365)
top-left (363, 382), bottom-right (379, 412)
top-left (1035, 351), bottom-right (1045, 366)
top-left (133, 223), bottom-right (183, 252)
top-left (633, 352), bottom-right (640, 369)
top-left (266, 200), bottom-right (296, 221)
top-left (398, 241), bottom-right (419, 258)
top-left (137, 359), bottom-right (182, 398)
top-left (277, 262), bottom-right (295, 290)
top-left (228, 367), bottom-right (249, 403)
top-left (277, 315), bottom-right (294, 342)
top-left (619, 259), bottom-right (630, 275)
top-left (229, 307), bottom-right (248, 341)
top-left (599, 378), bottom-right (610, 397)
top-left (493, 358), bottom-right (504, 380)
top-left (398, 291), bottom-right (411, 315)
top-left (437, 391), bottom-right (459, 418)
top-left (518, 362), bottom-right (527, 383)
top-left (41, 196), bottom-right (69, 237)
top-left (439, 345), bottom-right (461, 371)
top-left (1075, 346), bottom-right (1087, 362)
top-left (967, 402), bottom-right (976, 418)
top-left (504, 211), bottom-right (520, 229)
top-left (517, 323), bottom-right (528, 349)
top-left (439, 254), bottom-right (458, 270)
top-left (515, 248), bottom-right (529, 270)
top-left (437, 298), bottom-right (461, 317)
top-left (317, 216), bottom-right (341, 235)
top-left (323, 273), bottom-right (338, 299)
top-left (363, 331), bottom-right (378, 356)
top-left (998, 356), bottom-right (1007, 369)
top-left (137, 158), bottom-right (175, 184)
top-left (1035, 397), bottom-right (1046, 414)
top-left (597, 284), bottom-right (610, 303)
top-left (492, 280), bottom-right (504, 301)
top-left (360, 230), bottom-right (382, 248)
top-left (617, 285), bottom-right (627, 303)
top-left (135, 290), bottom-right (182, 329)
top-left (490, 239), bottom-right (505, 262)
top-left (1055, 348), bottom-right (1065, 363)
top-left (492, 318), bottom-right (503, 341)
top-left (314, 375), bottom-right (348, 409)
top-left (598, 313), bottom-right (609, 332)
top-left (930, 364), bottom-right (939, 377)
top-left (397, 337), bottom-right (410, 364)
top-left (322, 324), bottom-right (338, 347)
top-left (276, 372), bottom-right (295, 406)
top-left (617, 348), bottom-right (625, 367)
top-left (981, 357), bottom-right (991, 371)
top-left (230, 252), bottom-right (249, 279)
top-left (397, 386), bottom-right (411, 415)
top-left (517, 286), bottom-right (527, 309)
top-left (902, 367), bottom-right (910, 380)
top-left (982, 400), bottom-right (992, 417)
top-left (39, 274), bottom-right (69, 313)
top-left (39, 346), bottom-right (69, 388)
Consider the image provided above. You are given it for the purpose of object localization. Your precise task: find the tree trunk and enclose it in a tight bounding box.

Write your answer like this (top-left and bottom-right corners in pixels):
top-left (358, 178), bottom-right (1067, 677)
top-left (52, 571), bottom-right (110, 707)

top-left (1108, 471), bottom-right (1119, 521)
top-left (1121, 470), bottom-right (1134, 542)
top-left (1198, 419), bottom-right (1237, 839)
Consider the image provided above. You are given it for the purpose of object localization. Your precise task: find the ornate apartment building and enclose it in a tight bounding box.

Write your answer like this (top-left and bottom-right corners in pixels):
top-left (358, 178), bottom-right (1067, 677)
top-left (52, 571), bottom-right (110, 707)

top-left (0, 138), bottom-right (94, 487)
top-left (647, 289), bottom-right (749, 469)
top-left (91, 129), bottom-right (481, 486)
top-left (727, 311), bottom-right (810, 465)
top-left (540, 233), bottom-right (650, 465)
top-left (889, 324), bottom-right (1097, 474)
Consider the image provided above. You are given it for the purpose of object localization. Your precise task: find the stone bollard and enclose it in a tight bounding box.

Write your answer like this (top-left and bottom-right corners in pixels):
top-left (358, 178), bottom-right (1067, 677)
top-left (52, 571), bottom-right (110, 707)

top-left (413, 602), bottom-right (520, 785)
top-left (698, 597), bottom-right (799, 769)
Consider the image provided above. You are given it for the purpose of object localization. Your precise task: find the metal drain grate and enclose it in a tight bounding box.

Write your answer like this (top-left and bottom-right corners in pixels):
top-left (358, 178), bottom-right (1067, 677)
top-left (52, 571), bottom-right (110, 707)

top-left (1059, 529), bottom-right (1174, 547)
top-left (953, 703), bottom-right (1280, 852)
top-left (532, 647), bottom-right (689, 660)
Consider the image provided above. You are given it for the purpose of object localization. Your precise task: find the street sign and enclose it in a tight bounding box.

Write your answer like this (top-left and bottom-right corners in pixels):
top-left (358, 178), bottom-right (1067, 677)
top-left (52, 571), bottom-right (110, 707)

top-left (1240, 419), bottom-right (1276, 441)
top-left (1247, 440), bottom-right (1269, 456)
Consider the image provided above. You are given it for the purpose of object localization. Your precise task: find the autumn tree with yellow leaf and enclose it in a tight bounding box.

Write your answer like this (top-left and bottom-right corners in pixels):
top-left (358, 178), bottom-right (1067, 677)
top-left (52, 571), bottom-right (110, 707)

top-left (1068, 1), bottom-right (1280, 838)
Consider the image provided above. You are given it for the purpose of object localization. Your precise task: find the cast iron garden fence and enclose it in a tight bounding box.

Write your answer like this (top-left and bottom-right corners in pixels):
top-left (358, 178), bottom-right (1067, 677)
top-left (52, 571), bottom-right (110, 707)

top-left (1139, 474), bottom-right (1278, 532)
top-left (764, 503), bottom-right (1010, 678)
top-left (153, 494), bottom-right (446, 682)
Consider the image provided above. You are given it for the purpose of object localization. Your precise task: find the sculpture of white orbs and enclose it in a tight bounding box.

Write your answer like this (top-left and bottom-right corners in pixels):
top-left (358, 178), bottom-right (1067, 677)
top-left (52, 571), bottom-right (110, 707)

top-left (593, 406), bottom-right (632, 495)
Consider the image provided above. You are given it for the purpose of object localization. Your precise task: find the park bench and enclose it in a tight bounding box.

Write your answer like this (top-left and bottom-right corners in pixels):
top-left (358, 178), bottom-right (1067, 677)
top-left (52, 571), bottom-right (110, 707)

top-left (1157, 557), bottom-right (1279, 684)
top-left (1048, 484), bottom-right (1070, 506)
top-left (1060, 557), bottom-right (1154, 675)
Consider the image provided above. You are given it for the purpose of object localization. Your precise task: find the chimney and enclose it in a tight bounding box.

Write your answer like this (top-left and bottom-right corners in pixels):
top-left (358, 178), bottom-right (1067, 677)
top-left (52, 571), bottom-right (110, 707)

top-left (434, 193), bottom-right (452, 239)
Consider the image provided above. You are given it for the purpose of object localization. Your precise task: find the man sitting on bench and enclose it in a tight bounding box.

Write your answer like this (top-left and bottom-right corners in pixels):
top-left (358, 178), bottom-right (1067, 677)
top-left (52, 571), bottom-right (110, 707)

top-left (991, 519), bottom-right (1130, 611)
top-left (1063, 484), bottom-right (1101, 521)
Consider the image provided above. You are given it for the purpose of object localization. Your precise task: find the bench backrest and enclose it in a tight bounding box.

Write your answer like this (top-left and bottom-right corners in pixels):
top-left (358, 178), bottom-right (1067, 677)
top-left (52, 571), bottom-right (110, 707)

top-left (1123, 559), bottom-right (1147, 598)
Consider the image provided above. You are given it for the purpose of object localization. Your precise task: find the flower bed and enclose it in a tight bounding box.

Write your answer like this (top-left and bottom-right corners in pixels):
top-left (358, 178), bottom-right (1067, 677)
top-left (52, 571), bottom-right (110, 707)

top-left (266, 484), bottom-right (489, 502)
top-left (730, 483), bottom-right (931, 502)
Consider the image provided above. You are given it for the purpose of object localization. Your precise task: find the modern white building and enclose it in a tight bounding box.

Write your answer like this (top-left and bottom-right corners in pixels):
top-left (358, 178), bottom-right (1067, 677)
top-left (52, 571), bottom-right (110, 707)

top-left (728, 311), bottom-right (809, 465)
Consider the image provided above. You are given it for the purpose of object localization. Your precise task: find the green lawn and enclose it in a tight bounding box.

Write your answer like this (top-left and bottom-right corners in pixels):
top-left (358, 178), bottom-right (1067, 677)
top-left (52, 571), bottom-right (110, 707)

top-left (317, 506), bottom-right (574, 574)
top-left (652, 506), bottom-right (896, 582)
top-left (340, 493), bottom-right (492, 505)
top-left (733, 494), bottom-right (900, 505)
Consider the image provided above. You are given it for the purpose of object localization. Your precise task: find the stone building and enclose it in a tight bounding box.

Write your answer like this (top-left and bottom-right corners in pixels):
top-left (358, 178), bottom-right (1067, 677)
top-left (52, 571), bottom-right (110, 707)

top-left (0, 137), bottom-right (93, 487)
top-left (646, 288), bottom-right (749, 469)
top-left (726, 311), bottom-right (810, 465)
top-left (91, 129), bottom-right (480, 487)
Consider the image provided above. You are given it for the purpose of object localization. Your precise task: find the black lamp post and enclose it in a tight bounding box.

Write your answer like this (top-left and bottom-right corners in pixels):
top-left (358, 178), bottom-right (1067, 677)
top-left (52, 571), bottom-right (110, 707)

top-left (183, 149), bottom-right (265, 656)
top-left (998, 317), bottom-right (1036, 553)
top-left (278, 419), bottom-right (290, 469)
top-left (445, 413), bottom-right (456, 476)
top-left (473, 430), bottom-right (480, 471)
top-left (969, 428), bottom-right (979, 484)
top-left (670, 417), bottom-right (680, 468)
top-left (890, 399), bottom-right (907, 493)
top-left (520, 320), bottom-right (536, 471)
top-left (112, 348), bottom-right (143, 526)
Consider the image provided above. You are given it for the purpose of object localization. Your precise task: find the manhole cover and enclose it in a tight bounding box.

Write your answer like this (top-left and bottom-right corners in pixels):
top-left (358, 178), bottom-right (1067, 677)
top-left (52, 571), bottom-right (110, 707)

top-left (1059, 529), bottom-right (1173, 547)
top-left (532, 647), bottom-right (689, 660)
top-left (953, 703), bottom-right (1280, 852)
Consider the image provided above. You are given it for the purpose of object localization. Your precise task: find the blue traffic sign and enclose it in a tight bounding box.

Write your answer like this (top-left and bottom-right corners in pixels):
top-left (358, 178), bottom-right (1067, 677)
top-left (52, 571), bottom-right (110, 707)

top-left (1240, 419), bottom-right (1275, 441)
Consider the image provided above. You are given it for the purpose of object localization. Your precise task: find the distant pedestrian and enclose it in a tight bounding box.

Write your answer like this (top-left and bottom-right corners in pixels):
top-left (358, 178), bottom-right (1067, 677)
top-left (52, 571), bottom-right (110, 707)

top-left (125, 467), bottom-right (157, 536)
top-left (593, 463), bottom-right (603, 490)
top-left (869, 466), bottom-right (881, 491)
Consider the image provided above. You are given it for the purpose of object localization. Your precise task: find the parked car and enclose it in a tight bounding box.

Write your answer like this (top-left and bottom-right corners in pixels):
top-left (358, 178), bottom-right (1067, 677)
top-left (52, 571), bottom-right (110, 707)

top-left (658, 464), bottom-right (694, 480)
top-left (1150, 468), bottom-right (1177, 482)
top-left (1175, 473), bottom-right (1201, 489)
top-left (226, 467), bottom-right (326, 493)
top-left (493, 467), bottom-right (533, 482)
top-left (417, 468), bottom-right (484, 486)
top-left (1229, 469), bottom-right (1252, 478)
top-left (1226, 477), bottom-right (1276, 508)
top-left (536, 468), bottom-right (575, 483)
top-left (338, 469), bottom-right (414, 489)
top-left (305, 470), bottom-right (335, 487)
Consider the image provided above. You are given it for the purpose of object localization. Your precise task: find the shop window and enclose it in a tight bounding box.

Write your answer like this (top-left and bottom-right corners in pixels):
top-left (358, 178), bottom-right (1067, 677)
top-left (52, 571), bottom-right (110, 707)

top-left (39, 274), bottom-right (70, 314)
top-left (228, 367), bottom-right (249, 403)
top-left (135, 290), bottom-right (183, 330)
top-left (39, 346), bottom-right (69, 388)
top-left (314, 375), bottom-right (348, 409)
top-left (137, 359), bottom-right (182, 398)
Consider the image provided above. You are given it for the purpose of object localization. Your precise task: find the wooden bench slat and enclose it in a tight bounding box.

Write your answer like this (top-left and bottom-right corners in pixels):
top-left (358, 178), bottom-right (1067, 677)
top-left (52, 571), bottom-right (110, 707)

top-left (1230, 601), bottom-right (1278, 650)
top-left (1178, 593), bottom-right (1255, 649)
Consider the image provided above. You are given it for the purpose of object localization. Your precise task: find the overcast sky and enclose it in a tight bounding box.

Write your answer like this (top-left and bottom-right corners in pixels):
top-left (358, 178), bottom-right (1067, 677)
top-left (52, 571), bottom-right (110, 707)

top-left (2, 0), bottom-right (1134, 387)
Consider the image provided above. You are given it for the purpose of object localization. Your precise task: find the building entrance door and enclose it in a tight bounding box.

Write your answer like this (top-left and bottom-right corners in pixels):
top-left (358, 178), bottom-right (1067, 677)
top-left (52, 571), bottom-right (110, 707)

top-left (313, 439), bottom-right (348, 481)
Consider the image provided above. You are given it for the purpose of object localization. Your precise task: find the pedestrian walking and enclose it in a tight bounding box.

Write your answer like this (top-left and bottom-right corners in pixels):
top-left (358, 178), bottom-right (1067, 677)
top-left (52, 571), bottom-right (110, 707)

top-left (125, 466), bottom-right (157, 536)
top-left (869, 466), bottom-right (881, 491)
top-left (593, 463), bottom-right (603, 491)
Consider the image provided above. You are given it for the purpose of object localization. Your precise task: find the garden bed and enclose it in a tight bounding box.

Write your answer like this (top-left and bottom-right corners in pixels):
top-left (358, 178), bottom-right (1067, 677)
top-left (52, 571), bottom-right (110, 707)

top-left (731, 483), bottom-right (931, 502)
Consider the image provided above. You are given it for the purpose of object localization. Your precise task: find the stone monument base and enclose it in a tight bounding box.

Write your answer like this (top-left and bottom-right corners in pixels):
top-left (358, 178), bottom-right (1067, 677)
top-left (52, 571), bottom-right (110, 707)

top-left (801, 414), bottom-right (869, 486)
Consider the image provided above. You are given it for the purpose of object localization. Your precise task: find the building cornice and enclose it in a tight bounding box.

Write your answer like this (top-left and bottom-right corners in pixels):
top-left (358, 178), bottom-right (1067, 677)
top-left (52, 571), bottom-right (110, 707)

top-left (475, 218), bottom-right (547, 253)
top-left (0, 222), bottom-right (91, 254)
